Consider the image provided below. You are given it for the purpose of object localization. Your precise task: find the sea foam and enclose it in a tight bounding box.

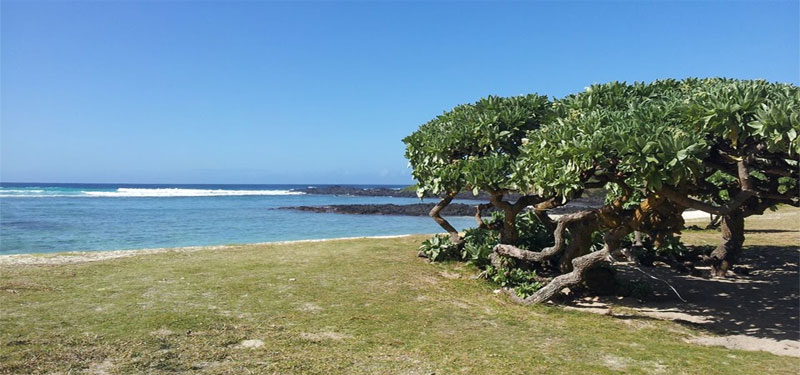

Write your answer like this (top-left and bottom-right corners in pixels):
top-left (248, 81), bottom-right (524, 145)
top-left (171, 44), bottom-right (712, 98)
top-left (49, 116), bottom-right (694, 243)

top-left (82, 188), bottom-right (305, 197)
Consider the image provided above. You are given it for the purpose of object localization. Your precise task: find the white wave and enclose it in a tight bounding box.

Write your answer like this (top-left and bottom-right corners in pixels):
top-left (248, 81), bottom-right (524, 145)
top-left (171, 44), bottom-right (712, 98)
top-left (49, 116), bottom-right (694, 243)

top-left (0, 194), bottom-right (66, 198)
top-left (81, 188), bottom-right (305, 197)
top-left (0, 189), bottom-right (46, 193)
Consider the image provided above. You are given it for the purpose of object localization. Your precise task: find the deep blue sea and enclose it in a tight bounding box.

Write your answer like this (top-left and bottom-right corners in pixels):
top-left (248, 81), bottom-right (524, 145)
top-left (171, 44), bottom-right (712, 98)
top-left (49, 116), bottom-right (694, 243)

top-left (0, 183), bottom-right (477, 255)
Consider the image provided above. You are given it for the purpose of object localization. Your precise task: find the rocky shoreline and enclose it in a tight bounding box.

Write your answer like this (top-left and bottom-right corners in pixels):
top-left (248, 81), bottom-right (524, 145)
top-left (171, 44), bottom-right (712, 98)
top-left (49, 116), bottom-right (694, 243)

top-left (279, 203), bottom-right (495, 216)
top-left (279, 197), bottom-right (604, 217)
top-left (286, 186), bottom-right (605, 217)
top-left (295, 185), bottom-right (520, 201)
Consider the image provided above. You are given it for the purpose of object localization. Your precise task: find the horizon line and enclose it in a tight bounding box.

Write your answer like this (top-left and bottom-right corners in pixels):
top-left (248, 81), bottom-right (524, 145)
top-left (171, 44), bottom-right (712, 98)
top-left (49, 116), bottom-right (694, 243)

top-left (0, 181), bottom-right (414, 186)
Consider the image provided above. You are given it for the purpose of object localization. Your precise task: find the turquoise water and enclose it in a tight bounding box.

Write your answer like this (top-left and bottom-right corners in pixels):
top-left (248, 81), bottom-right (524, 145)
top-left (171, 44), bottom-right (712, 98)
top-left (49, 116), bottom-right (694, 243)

top-left (0, 183), bottom-right (477, 255)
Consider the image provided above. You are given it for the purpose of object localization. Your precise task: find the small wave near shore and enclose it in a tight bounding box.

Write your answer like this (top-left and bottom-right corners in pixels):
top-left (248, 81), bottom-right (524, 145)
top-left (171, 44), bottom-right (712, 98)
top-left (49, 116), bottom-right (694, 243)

top-left (83, 188), bottom-right (305, 197)
top-left (0, 187), bottom-right (305, 198)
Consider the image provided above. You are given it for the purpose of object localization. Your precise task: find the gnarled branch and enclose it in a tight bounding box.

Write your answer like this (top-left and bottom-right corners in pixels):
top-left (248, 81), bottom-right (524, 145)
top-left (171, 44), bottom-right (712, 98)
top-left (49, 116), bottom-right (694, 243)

top-left (662, 159), bottom-right (757, 215)
top-left (429, 192), bottom-right (461, 243)
top-left (493, 210), bottom-right (598, 263)
top-left (474, 203), bottom-right (499, 229)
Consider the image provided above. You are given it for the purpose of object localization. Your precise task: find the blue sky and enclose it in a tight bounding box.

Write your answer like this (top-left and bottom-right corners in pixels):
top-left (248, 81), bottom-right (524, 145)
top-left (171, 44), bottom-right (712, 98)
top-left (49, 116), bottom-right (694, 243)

top-left (1, 1), bottom-right (798, 184)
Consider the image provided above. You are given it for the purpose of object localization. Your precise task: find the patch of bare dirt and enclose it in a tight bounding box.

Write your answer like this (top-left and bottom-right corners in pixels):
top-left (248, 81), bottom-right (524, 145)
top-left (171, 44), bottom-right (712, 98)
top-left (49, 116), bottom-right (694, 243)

top-left (88, 359), bottom-right (114, 375)
top-left (439, 271), bottom-right (461, 279)
top-left (234, 339), bottom-right (264, 349)
top-left (687, 335), bottom-right (800, 357)
top-left (299, 331), bottom-right (353, 342)
top-left (151, 328), bottom-right (174, 337)
top-left (298, 302), bottom-right (323, 312)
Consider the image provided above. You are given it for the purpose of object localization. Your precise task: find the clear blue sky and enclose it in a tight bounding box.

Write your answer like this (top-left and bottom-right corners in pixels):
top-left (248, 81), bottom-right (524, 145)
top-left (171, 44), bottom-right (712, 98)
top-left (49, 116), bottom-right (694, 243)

top-left (1, 1), bottom-right (797, 184)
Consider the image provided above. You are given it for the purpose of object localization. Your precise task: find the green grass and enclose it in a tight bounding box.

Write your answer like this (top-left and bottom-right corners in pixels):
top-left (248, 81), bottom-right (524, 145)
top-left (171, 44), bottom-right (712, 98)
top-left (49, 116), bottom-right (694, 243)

top-left (1, 209), bottom-right (799, 374)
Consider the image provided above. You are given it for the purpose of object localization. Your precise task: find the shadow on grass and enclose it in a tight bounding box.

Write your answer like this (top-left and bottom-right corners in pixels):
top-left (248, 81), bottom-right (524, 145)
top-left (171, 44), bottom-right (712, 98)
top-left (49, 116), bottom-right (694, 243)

top-left (743, 229), bottom-right (800, 234)
top-left (573, 245), bottom-right (799, 342)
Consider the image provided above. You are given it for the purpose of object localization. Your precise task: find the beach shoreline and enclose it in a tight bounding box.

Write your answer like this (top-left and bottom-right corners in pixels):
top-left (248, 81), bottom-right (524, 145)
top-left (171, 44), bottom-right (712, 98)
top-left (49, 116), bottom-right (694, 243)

top-left (0, 234), bottom-right (416, 266)
top-left (0, 210), bottom-right (713, 265)
top-left (0, 211), bottom-right (708, 267)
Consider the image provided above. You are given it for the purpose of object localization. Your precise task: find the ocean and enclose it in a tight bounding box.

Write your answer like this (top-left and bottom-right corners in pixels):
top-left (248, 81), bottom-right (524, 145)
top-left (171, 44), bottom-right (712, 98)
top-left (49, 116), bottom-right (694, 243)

top-left (0, 183), bottom-right (477, 255)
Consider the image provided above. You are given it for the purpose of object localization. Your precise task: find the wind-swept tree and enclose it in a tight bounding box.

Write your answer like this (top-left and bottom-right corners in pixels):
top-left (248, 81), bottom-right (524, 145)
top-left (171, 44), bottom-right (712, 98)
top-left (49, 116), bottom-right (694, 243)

top-left (499, 80), bottom-right (702, 301)
top-left (405, 78), bottom-right (799, 303)
top-left (403, 95), bottom-right (552, 244)
top-left (498, 79), bottom-right (798, 302)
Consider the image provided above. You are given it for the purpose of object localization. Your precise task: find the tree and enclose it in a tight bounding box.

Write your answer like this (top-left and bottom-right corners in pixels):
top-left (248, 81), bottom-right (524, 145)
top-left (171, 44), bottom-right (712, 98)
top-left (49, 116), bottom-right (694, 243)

top-left (405, 78), bottom-right (799, 303)
top-left (503, 80), bottom-right (700, 301)
top-left (662, 79), bottom-right (800, 276)
top-left (403, 94), bottom-right (552, 245)
top-left (506, 78), bottom-right (798, 301)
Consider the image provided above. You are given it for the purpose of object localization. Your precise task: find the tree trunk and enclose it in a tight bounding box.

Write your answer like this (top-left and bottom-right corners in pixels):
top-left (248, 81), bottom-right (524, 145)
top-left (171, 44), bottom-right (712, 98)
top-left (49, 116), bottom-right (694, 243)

top-left (486, 193), bottom-right (545, 245)
top-left (429, 193), bottom-right (462, 244)
top-left (488, 192), bottom-right (522, 245)
top-left (633, 231), bottom-right (643, 247)
top-left (520, 195), bottom-right (663, 304)
top-left (709, 210), bottom-right (744, 277)
top-left (500, 209), bottom-right (519, 244)
top-left (559, 221), bottom-right (594, 273)
top-left (534, 210), bottom-right (557, 233)
top-left (474, 203), bottom-right (502, 231)
top-left (525, 225), bottom-right (629, 304)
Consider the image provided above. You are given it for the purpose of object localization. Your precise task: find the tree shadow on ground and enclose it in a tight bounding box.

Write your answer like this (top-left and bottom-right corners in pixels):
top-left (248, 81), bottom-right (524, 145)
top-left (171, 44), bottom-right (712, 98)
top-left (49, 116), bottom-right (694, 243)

top-left (567, 245), bottom-right (799, 342)
top-left (743, 229), bottom-right (800, 234)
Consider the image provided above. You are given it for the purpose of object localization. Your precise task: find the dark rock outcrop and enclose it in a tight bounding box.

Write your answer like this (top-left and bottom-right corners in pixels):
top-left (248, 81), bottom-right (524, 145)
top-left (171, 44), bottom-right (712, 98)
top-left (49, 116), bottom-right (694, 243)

top-left (279, 198), bottom-right (603, 216)
top-left (279, 197), bottom-right (605, 218)
top-left (279, 203), bottom-right (497, 217)
top-left (295, 185), bottom-right (514, 201)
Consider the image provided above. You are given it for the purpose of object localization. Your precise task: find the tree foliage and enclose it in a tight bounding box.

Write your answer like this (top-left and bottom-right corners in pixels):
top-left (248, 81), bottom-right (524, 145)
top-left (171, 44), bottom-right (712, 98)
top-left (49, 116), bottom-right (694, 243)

top-left (403, 94), bottom-right (551, 197)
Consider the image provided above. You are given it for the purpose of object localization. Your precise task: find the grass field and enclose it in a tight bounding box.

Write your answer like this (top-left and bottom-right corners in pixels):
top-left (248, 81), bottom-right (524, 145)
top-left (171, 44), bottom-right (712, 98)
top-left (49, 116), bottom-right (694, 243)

top-left (1, 209), bottom-right (798, 374)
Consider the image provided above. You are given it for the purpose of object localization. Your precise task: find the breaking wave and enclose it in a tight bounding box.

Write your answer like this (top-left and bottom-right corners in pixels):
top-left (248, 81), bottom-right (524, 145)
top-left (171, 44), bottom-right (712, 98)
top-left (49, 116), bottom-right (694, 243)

top-left (84, 188), bottom-right (305, 197)
top-left (0, 187), bottom-right (304, 198)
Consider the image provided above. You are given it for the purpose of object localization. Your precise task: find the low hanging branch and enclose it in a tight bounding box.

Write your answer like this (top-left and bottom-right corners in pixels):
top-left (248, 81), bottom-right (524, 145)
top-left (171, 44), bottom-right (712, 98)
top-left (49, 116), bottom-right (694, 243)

top-left (520, 195), bottom-right (665, 304)
top-left (661, 159), bottom-right (756, 215)
top-left (493, 210), bottom-right (597, 263)
top-left (524, 237), bottom-right (620, 304)
top-left (531, 197), bottom-right (564, 233)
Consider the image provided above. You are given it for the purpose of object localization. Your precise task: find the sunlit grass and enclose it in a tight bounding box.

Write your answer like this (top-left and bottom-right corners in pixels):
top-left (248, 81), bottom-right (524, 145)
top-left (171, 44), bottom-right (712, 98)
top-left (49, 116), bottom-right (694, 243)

top-left (1, 208), bottom-right (798, 374)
